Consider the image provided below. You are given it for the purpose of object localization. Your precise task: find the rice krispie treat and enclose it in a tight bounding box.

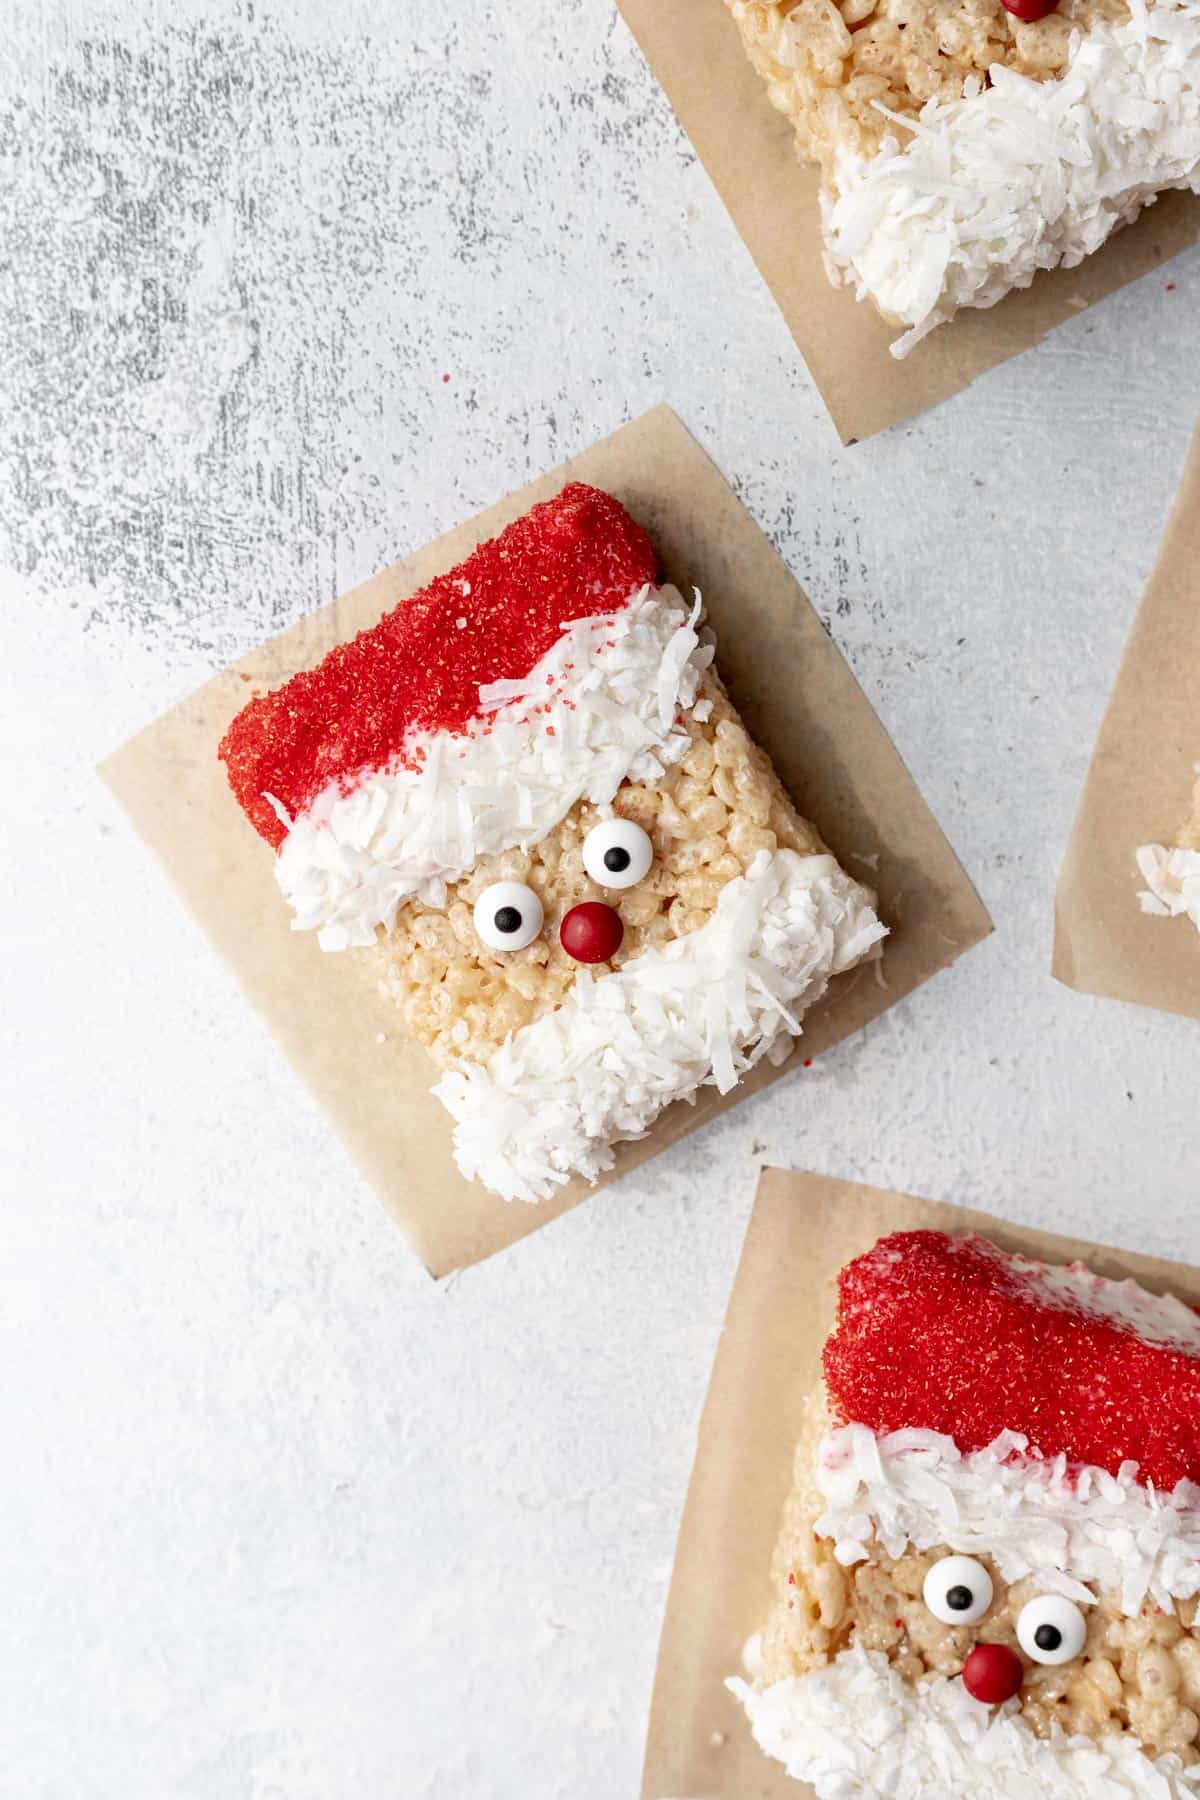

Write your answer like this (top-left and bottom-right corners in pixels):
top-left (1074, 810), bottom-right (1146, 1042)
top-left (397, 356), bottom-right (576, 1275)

top-left (1138, 771), bottom-right (1200, 935)
top-left (730, 1228), bottom-right (1200, 1797)
top-left (219, 485), bottom-right (885, 1203)
top-left (726, 0), bottom-right (1200, 355)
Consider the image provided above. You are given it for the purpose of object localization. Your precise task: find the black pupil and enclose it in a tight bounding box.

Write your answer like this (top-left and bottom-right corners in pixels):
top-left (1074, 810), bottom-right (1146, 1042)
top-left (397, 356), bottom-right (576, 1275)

top-left (1034, 1623), bottom-right (1063, 1652)
top-left (603, 845), bottom-right (631, 873)
top-left (493, 906), bottom-right (523, 934)
top-left (945, 1585), bottom-right (974, 1613)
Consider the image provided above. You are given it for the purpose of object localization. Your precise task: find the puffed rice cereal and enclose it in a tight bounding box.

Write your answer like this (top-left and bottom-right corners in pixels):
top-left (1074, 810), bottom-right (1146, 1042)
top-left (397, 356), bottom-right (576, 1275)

top-left (375, 672), bottom-right (825, 1070)
top-left (725, 0), bottom-right (1129, 175)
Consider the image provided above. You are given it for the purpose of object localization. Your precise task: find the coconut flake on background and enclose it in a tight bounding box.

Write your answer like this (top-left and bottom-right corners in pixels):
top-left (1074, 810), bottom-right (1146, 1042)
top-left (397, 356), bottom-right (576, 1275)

top-left (434, 849), bottom-right (885, 1203)
top-left (273, 585), bottom-right (711, 949)
top-left (823, 0), bottom-right (1200, 357)
top-left (1137, 843), bottom-right (1200, 931)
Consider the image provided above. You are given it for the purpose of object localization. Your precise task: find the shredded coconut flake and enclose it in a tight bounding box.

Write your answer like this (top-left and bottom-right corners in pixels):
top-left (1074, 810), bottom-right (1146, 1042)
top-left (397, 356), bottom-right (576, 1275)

top-left (432, 849), bottom-right (885, 1202)
top-left (823, 0), bottom-right (1200, 356)
top-left (729, 1646), bottom-right (1200, 1798)
top-left (1137, 842), bottom-right (1200, 932)
top-left (273, 586), bottom-right (712, 949)
top-left (814, 1423), bottom-right (1200, 1615)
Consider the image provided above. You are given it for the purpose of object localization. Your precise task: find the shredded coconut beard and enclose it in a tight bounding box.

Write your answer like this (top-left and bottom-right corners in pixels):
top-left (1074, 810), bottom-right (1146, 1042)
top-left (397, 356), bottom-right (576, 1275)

top-left (432, 848), bottom-right (885, 1203)
top-left (271, 585), bottom-right (713, 950)
top-left (1137, 843), bottom-right (1200, 932)
top-left (815, 1423), bottom-right (1200, 1616)
top-left (728, 1646), bottom-right (1200, 1798)
top-left (822, 0), bottom-right (1200, 358)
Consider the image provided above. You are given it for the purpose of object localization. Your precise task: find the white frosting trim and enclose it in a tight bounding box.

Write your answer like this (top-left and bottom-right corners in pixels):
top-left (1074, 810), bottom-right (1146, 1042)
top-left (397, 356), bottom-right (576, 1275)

top-left (822, 0), bottom-right (1200, 357)
top-left (729, 1646), bottom-right (1200, 1797)
top-left (271, 585), bottom-right (712, 950)
top-left (1137, 843), bottom-right (1200, 932)
top-left (433, 847), bottom-right (885, 1202)
top-left (814, 1424), bottom-right (1200, 1615)
top-left (995, 1239), bottom-right (1200, 1351)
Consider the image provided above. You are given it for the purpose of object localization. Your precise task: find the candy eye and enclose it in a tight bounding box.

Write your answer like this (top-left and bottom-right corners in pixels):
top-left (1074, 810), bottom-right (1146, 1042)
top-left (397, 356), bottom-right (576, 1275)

top-left (1016, 1596), bottom-right (1087, 1665)
top-left (582, 817), bottom-right (653, 890)
top-left (922, 1556), bottom-right (994, 1626)
top-left (473, 881), bottom-right (544, 952)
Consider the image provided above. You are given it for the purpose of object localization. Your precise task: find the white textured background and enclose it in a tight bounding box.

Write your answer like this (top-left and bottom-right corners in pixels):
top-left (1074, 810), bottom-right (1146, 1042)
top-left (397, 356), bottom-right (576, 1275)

top-left (4, 1), bottom-right (1200, 1795)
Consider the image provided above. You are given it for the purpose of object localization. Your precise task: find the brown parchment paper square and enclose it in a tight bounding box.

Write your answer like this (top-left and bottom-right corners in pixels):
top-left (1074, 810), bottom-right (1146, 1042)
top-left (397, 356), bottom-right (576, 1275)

top-left (616, 0), bottom-right (1200, 444)
top-left (1054, 426), bottom-right (1200, 1021)
top-left (642, 1166), bottom-right (1200, 1800)
top-left (99, 407), bottom-right (990, 1279)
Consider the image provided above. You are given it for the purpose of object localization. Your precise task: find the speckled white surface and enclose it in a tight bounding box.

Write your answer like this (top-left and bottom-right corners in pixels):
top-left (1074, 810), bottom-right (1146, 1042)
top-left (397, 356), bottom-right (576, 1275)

top-left (3, 2), bottom-right (1200, 1795)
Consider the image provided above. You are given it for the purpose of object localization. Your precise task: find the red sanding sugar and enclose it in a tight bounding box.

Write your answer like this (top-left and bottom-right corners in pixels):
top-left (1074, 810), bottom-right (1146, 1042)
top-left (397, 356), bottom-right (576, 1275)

top-left (823, 1230), bottom-right (1200, 1490)
top-left (219, 483), bottom-right (659, 846)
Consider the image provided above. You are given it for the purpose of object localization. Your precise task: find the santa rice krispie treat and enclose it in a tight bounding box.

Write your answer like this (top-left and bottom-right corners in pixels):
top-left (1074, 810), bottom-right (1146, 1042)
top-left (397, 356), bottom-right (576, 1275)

top-left (730, 1228), bottom-right (1200, 1796)
top-left (220, 485), bottom-right (885, 1203)
top-left (725, 0), bottom-right (1200, 354)
top-left (1138, 771), bottom-right (1200, 936)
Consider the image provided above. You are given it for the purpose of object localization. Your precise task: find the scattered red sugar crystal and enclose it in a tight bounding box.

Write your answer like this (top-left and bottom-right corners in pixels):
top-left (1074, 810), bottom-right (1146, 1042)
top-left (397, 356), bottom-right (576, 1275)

top-left (219, 484), bottom-right (659, 846)
top-left (823, 1230), bottom-right (1200, 1490)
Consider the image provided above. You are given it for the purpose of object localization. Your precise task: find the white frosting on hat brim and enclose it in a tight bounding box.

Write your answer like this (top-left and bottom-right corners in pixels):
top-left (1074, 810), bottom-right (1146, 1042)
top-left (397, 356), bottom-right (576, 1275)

top-left (814, 1423), bottom-right (1200, 1616)
top-left (271, 585), bottom-right (712, 950)
top-left (728, 1646), bottom-right (1200, 1797)
top-left (1002, 1245), bottom-right (1200, 1350)
top-left (1137, 843), bottom-right (1200, 931)
top-left (822, 0), bottom-right (1200, 358)
top-left (433, 847), bottom-right (885, 1202)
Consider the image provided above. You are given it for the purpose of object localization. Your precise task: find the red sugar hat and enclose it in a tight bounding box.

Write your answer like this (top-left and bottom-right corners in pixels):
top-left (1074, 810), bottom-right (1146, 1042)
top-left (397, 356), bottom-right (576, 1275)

top-left (219, 483), bottom-right (659, 847)
top-left (823, 1230), bottom-right (1200, 1491)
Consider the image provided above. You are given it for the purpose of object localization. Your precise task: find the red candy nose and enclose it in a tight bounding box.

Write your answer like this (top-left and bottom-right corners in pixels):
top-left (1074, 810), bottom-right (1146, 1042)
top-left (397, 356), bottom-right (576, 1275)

top-left (962, 1643), bottom-right (1024, 1706)
top-left (1001, 0), bottom-right (1059, 18)
top-left (560, 901), bottom-right (624, 964)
